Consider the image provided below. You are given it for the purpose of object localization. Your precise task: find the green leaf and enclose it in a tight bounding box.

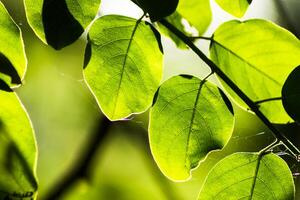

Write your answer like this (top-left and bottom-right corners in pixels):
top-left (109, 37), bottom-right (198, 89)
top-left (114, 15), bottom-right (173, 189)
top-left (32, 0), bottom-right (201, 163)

top-left (0, 2), bottom-right (26, 87)
top-left (0, 91), bottom-right (37, 199)
top-left (24, 0), bottom-right (101, 49)
top-left (149, 75), bottom-right (234, 181)
top-left (215, 0), bottom-right (252, 18)
top-left (210, 19), bottom-right (300, 123)
top-left (282, 65), bottom-right (300, 123)
top-left (177, 0), bottom-right (212, 35)
top-left (84, 15), bottom-right (163, 121)
top-left (157, 12), bottom-right (188, 49)
top-left (157, 0), bottom-right (211, 48)
top-left (132, 0), bottom-right (178, 22)
top-left (198, 152), bottom-right (295, 199)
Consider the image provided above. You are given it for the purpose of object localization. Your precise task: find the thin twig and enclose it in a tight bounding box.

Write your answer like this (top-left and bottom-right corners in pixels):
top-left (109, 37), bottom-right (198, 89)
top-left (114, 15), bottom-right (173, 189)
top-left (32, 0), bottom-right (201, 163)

top-left (255, 97), bottom-right (282, 105)
top-left (159, 19), bottom-right (300, 158)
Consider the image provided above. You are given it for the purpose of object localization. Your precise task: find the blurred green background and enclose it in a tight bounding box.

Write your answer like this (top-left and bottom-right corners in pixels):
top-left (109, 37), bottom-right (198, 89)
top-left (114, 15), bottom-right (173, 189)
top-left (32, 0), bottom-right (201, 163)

top-left (2, 0), bottom-right (300, 199)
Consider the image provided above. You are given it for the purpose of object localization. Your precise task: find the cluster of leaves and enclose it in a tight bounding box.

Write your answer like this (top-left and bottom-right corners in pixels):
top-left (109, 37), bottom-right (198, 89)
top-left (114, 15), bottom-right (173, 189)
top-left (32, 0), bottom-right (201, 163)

top-left (1, 0), bottom-right (300, 199)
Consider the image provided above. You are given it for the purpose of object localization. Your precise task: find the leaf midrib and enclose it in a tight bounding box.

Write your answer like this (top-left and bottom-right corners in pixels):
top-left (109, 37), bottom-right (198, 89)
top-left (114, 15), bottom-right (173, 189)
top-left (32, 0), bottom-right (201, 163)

top-left (249, 153), bottom-right (263, 199)
top-left (112, 18), bottom-right (143, 118)
top-left (184, 81), bottom-right (205, 168)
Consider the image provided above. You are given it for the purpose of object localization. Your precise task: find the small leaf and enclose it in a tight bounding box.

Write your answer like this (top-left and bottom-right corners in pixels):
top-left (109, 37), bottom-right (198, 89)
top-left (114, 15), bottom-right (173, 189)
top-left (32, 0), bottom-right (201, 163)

top-left (177, 0), bottom-right (212, 35)
top-left (0, 91), bottom-right (37, 199)
top-left (0, 2), bottom-right (26, 87)
top-left (84, 15), bottom-right (163, 121)
top-left (198, 152), bottom-right (295, 200)
top-left (282, 65), bottom-right (300, 123)
top-left (149, 75), bottom-right (234, 181)
top-left (215, 0), bottom-right (252, 18)
top-left (157, 12), bottom-right (188, 49)
top-left (24, 0), bottom-right (101, 49)
top-left (132, 0), bottom-right (178, 22)
top-left (210, 19), bottom-right (300, 123)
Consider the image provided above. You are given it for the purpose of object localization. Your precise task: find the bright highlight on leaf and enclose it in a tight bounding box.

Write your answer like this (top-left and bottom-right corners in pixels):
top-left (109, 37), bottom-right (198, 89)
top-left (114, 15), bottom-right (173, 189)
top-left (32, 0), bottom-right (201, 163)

top-left (0, 2), bottom-right (26, 87)
top-left (24, 0), bottom-right (101, 49)
top-left (0, 91), bottom-right (37, 199)
top-left (198, 152), bottom-right (295, 199)
top-left (149, 75), bottom-right (234, 181)
top-left (215, 0), bottom-right (252, 18)
top-left (132, 0), bottom-right (179, 22)
top-left (210, 19), bottom-right (300, 123)
top-left (282, 65), bottom-right (300, 123)
top-left (84, 15), bottom-right (163, 121)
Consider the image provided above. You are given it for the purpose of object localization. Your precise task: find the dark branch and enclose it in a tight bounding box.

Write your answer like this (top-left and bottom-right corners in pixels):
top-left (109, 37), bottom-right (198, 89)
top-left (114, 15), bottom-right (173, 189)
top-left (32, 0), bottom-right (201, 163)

top-left (255, 97), bottom-right (282, 105)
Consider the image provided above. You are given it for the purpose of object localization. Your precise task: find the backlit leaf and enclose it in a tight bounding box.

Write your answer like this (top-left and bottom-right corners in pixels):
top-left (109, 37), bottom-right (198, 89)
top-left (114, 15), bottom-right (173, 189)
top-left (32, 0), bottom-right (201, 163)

top-left (177, 0), bottom-right (212, 35)
top-left (210, 19), bottom-right (300, 123)
top-left (199, 152), bottom-right (294, 199)
top-left (0, 2), bottom-right (26, 87)
top-left (215, 0), bottom-right (252, 18)
top-left (84, 15), bottom-right (163, 121)
top-left (0, 91), bottom-right (37, 199)
top-left (149, 75), bottom-right (234, 181)
top-left (24, 0), bottom-right (101, 49)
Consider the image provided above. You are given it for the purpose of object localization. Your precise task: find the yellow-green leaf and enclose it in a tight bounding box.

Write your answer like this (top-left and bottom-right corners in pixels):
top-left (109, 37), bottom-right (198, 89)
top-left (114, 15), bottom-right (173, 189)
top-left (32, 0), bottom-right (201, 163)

top-left (84, 15), bottom-right (163, 121)
top-left (0, 2), bottom-right (26, 87)
top-left (210, 19), bottom-right (300, 123)
top-left (177, 0), bottom-right (212, 35)
top-left (149, 75), bottom-right (234, 181)
top-left (0, 91), bottom-right (37, 199)
top-left (215, 0), bottom-right (252, 18)
top-left (199, 152), bottom-right (295, 199)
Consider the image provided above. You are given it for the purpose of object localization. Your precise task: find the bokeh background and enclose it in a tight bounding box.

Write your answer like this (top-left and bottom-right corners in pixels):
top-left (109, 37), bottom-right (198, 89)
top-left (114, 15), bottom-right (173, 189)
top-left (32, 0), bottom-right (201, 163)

top-left (1, 0), bottom-right (300, 199)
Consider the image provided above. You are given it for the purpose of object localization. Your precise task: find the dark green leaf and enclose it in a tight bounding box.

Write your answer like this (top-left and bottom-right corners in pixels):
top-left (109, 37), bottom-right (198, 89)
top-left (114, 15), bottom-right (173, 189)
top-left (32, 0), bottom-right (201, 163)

top-left (84, 15), bottom-right (163, 121)
top-left (149, 75), bottom-right (234, 181)
top-left (132, 0), bottom-right (178, 22)
top-left (0, 91), bottom-right (37, 199)
top-left (24, 0), bottom-right (101, 49)
top-left (210, 19), bottom-right (300, 123)
top-left (282, 65), bottom-right (300, 123)
top-left (199, 152), bottom-right (294, 199)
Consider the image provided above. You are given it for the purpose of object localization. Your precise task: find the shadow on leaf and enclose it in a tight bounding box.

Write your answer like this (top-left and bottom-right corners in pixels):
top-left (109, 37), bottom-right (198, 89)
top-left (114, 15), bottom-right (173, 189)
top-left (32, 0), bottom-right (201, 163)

top-left (42, 0), bottom-right (84, 50)
top-left (0, 53), bottom-right (21, 86)
top-left (0, 120), bottom-right (37, 192)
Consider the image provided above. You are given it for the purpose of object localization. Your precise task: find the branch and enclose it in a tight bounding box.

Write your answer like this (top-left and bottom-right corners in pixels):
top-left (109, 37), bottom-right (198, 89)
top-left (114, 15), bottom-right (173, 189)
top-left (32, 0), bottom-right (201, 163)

top-left (43, 116), bottom-right (112, 200)
top-left (255, 97), bottom-right (282, 105)
top-left (159, 19), bottom-right (300, 157)
top-left (189, 36), bottom-right (212, 41)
